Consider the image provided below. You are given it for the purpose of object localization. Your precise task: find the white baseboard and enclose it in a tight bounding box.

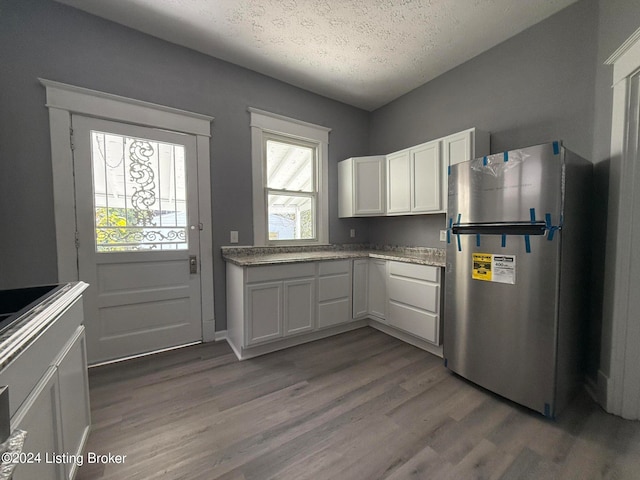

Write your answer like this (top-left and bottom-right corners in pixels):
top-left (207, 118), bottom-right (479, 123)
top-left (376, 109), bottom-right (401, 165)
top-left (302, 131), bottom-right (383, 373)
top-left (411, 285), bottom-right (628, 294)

top-left (213, 329), bottom-right (228, 342)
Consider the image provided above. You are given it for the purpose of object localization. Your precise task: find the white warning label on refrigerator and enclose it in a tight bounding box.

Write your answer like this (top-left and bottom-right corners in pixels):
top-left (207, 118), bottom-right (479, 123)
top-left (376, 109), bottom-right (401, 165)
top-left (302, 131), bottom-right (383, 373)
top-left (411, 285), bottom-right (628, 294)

top-left (472, 254), bottom-right (516, 284)
top-left (492, 255), bottom-right (516, 284)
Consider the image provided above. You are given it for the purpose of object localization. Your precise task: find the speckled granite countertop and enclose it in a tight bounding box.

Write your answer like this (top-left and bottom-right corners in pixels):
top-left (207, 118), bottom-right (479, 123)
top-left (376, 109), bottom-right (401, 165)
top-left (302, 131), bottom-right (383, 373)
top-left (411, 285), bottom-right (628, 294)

top-left (221, 244), bottom-right (446, 267)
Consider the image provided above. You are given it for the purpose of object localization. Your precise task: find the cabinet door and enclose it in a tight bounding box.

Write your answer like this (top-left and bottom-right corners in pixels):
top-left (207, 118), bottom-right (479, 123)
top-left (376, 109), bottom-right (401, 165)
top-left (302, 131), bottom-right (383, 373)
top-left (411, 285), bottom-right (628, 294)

top-left (246, 282), bottom-right (283, 345)
top-left (443, 130), bottom-right (473, 168)
top-left (386, 150), bottom-right (411, 214)
top-left (283, 278), bottom-right (315, 335)
top-left (368, 259), bottom-right (387, 320)
top-left (12, 367), bottom-right (64, 480)
top-left (57, 327), bottom-right (91, 480)
top-left (411, 141), bottom-right (441, 212)
top-left (354, 157), bottom-right (385, 215)
top-left (352, 259), bottom-right (368, 319)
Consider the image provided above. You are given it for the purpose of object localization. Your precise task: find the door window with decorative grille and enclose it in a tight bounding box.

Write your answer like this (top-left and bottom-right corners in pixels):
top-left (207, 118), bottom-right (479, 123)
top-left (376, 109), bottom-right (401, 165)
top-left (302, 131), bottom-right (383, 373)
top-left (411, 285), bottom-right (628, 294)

top-left (90, 131), bottom-right (188, 251)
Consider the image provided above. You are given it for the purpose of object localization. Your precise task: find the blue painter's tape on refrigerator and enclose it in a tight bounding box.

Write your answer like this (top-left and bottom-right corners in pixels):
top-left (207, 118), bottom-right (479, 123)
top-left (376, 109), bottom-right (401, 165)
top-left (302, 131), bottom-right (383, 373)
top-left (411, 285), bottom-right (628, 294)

top-left (457, 213), bottom-right (461, 225)
top-left (483, 156), bottom-right (488, 166)
top-left (457, 234), bottom-right (462, 252)
top-left (504, 151), bottom-right (509, 162)
top-left (476, 234), bottom-right (481, 247)
top-left (447, 229), bottom-right (451, 244)
top-left (530, 208), bottom-right (536, 223)
top-left (448, 165), bottom-right (451, 175)
top-left (501, 234), bottom-right (506, 247)
top-left (553, 141), bottom-right (560, 155)
top-left (525, 235), bottom-right (531, 253)
top-left (545, 212), bottom-right (559, 240)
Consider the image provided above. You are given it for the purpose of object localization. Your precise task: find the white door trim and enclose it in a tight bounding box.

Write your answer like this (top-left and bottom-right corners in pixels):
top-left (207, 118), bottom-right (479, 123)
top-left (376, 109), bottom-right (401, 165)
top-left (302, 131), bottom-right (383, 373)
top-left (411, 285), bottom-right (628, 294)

top-left (40, 79), bottom-right (216, 341)
top-left (602, 27), bottom-right (640, 418)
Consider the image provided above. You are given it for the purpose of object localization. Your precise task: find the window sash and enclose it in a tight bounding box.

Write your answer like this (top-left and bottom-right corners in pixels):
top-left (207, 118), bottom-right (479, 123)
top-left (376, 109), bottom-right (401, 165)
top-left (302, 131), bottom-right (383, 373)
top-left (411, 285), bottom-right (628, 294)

top-left (263, 135), bottom-right (319, 243)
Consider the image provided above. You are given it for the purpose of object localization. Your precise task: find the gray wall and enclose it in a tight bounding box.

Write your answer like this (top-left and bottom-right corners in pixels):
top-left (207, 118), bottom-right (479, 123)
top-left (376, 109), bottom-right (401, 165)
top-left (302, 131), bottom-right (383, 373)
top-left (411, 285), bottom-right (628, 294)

top-left (367, 0), bottom-right (599, 248)
top-left (0, 0), bottom-right (370, 330)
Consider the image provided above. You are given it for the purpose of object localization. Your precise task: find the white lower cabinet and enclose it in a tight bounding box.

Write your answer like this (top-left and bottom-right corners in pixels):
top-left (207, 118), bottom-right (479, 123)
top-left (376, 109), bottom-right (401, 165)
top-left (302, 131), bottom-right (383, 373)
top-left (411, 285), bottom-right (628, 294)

top-left (12, 367), bottom-right (64, 480)
top-left (226, 260), bottom-right (356, 359)
top-left (2, 288), bottom-right (91, 480)
top-left (226, 257), bottom-right (442, 360)
top-left (368, 259), bottom-right (387, 321)
top-left (317, 260), bottom-right (351, 329)
top-left (246, 282), bottom-right (283, 345)
top-left (386, 261), bottom-right (441, 345)
top-left (352, 259), bottom-right (369, 319)
top-left (284, 279), bottom-right (315, 335)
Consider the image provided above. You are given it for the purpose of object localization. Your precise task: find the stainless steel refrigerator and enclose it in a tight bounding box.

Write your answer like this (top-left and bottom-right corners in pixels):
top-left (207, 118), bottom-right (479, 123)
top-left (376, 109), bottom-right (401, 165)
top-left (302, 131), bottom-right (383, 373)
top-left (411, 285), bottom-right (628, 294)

top-left (443, 141), bottom-right (592, 418)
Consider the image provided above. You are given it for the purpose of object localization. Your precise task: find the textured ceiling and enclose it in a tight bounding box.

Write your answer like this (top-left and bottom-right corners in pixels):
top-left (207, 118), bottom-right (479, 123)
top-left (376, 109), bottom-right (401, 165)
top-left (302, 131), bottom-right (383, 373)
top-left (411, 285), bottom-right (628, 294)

top-left (54, 0), bottom-right (578, 111)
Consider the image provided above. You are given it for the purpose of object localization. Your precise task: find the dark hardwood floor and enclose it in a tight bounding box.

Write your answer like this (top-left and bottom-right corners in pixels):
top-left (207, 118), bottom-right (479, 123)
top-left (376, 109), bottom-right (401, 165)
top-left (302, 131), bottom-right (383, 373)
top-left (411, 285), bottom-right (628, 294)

top-left (77, 327), bottom-right (640, 479)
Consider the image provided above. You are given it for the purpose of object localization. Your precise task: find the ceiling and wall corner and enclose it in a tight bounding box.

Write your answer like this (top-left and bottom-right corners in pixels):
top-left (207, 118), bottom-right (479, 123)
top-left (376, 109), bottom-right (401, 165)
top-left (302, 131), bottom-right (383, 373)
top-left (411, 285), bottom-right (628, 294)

top-left (53, 0), bottom-right (579, 111)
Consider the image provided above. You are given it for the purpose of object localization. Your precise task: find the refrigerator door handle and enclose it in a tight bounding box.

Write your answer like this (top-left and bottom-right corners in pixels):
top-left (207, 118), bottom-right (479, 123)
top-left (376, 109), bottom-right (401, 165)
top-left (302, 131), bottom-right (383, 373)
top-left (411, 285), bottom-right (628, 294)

top-left (452, 222), bottom-right (547, 236)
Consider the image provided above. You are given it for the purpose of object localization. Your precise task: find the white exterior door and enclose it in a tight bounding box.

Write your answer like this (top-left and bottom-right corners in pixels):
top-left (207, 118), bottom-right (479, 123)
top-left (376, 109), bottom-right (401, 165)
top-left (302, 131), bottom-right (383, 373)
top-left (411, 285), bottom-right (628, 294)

top-left (72, 115), bottom-right (203, 364)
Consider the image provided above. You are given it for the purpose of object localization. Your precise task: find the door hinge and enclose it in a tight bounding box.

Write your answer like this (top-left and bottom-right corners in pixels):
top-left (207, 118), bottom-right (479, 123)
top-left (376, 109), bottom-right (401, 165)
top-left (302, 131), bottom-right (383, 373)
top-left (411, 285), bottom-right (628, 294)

top-left (75, 231), bottom-right (80, 249)
top-left (69, 127), bottom-right (75, 151)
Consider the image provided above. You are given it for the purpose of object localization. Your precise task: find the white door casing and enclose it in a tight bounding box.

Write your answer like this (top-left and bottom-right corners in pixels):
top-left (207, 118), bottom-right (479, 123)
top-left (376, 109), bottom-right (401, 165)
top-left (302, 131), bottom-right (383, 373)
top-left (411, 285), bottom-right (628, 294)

top-left (602, 27), bottom-right (640, 419)
top-left (40, 79), bottom-right (215, 363)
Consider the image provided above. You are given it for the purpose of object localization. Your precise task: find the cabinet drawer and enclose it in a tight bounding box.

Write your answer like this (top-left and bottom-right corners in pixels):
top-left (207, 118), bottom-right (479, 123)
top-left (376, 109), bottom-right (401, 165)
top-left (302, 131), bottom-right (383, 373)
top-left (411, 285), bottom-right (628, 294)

top-left (317, 299), bottom-right (350, 329)
top-left (388, 261), bottom-right (439, 282)
top-left (318, 260), bottom-right (350, 276)
top-left (246, 262), bottom-right (315, 283)
top-left (387, 277), bottom-right (439, 313)
top-left (318, 274), bottom-right (350, 301)
top-left (388, 302), bottom-right (439, 344)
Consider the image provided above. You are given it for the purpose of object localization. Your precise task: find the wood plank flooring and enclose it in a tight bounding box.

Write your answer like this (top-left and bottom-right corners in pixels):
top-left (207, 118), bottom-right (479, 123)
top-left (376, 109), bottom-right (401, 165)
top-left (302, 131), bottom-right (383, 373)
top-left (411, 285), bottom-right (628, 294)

top-left (76, 327), bottom-right (640, 480)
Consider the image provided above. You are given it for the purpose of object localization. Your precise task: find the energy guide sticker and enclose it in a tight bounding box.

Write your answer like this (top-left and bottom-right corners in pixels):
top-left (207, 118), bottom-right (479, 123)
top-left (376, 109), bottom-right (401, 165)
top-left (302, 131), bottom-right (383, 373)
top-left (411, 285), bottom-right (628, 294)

top-left (472, 253), bottom-right (516, 284)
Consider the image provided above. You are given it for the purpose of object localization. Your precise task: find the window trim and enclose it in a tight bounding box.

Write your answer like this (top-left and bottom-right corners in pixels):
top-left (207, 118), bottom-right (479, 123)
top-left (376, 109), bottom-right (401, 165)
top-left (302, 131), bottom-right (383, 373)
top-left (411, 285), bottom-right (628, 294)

top-left (250, 108), bottom-right (330, 246)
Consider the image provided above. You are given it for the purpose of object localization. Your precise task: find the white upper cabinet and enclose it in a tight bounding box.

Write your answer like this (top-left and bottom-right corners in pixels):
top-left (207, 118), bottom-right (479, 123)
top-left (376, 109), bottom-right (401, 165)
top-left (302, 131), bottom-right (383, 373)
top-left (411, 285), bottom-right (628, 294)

top-left (386, 150), bottom-right (412, 214)
top-left (338, 128), bottom-right (489, 217)
top-left (338, 156), bottom-right (386, 217)
top-left (387, 141), bottom-right (441, 215)
top-left (411, 141), bottom-right (441, 213)
top-left (441, 128), bottom-right (490, 211)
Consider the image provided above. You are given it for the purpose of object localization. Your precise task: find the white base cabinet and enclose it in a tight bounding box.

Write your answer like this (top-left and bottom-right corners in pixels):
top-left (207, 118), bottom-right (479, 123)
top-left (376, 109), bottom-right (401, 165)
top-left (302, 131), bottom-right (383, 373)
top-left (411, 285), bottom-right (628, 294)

top-left (227, 260), bottom-right (356, 359)
top-left (367, 259), bottom-right (387, 321)
top-left (352, 259), bottom-right (369, 319)
top-left (387, 262), bottom-right (441, 345)
top-left (352, 259), bottom-right (442, 346)
top-left (318, 260), bottom-right (351, 328)
top-left (1, 286), bottom-right (91, 480)
top-left (227, 258), bottom-right (443, 360)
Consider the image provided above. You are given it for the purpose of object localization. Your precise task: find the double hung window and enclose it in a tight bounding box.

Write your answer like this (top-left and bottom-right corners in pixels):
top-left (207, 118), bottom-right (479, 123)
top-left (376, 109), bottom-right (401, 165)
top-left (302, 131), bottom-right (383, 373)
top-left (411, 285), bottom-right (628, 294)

top-left (250, 108), bottom-right (330, 245)
top-left (265, 134), bottom-right (317, 241)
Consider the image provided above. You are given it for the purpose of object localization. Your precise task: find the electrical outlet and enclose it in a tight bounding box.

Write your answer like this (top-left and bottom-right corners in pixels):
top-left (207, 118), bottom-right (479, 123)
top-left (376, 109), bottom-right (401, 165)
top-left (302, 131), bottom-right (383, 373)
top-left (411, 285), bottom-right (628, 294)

top-left (440, 230), bottom-right (447, 242)
top-left (230, 231), bottom-right (239, 243)
top-left (350, 228), bottom-right (356, 238)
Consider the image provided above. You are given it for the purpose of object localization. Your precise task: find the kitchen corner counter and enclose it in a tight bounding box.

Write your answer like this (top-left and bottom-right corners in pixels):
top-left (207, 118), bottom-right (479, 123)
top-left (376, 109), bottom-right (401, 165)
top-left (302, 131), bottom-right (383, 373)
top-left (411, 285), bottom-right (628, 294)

top-left (221, 245), bottom-right (446, 267)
